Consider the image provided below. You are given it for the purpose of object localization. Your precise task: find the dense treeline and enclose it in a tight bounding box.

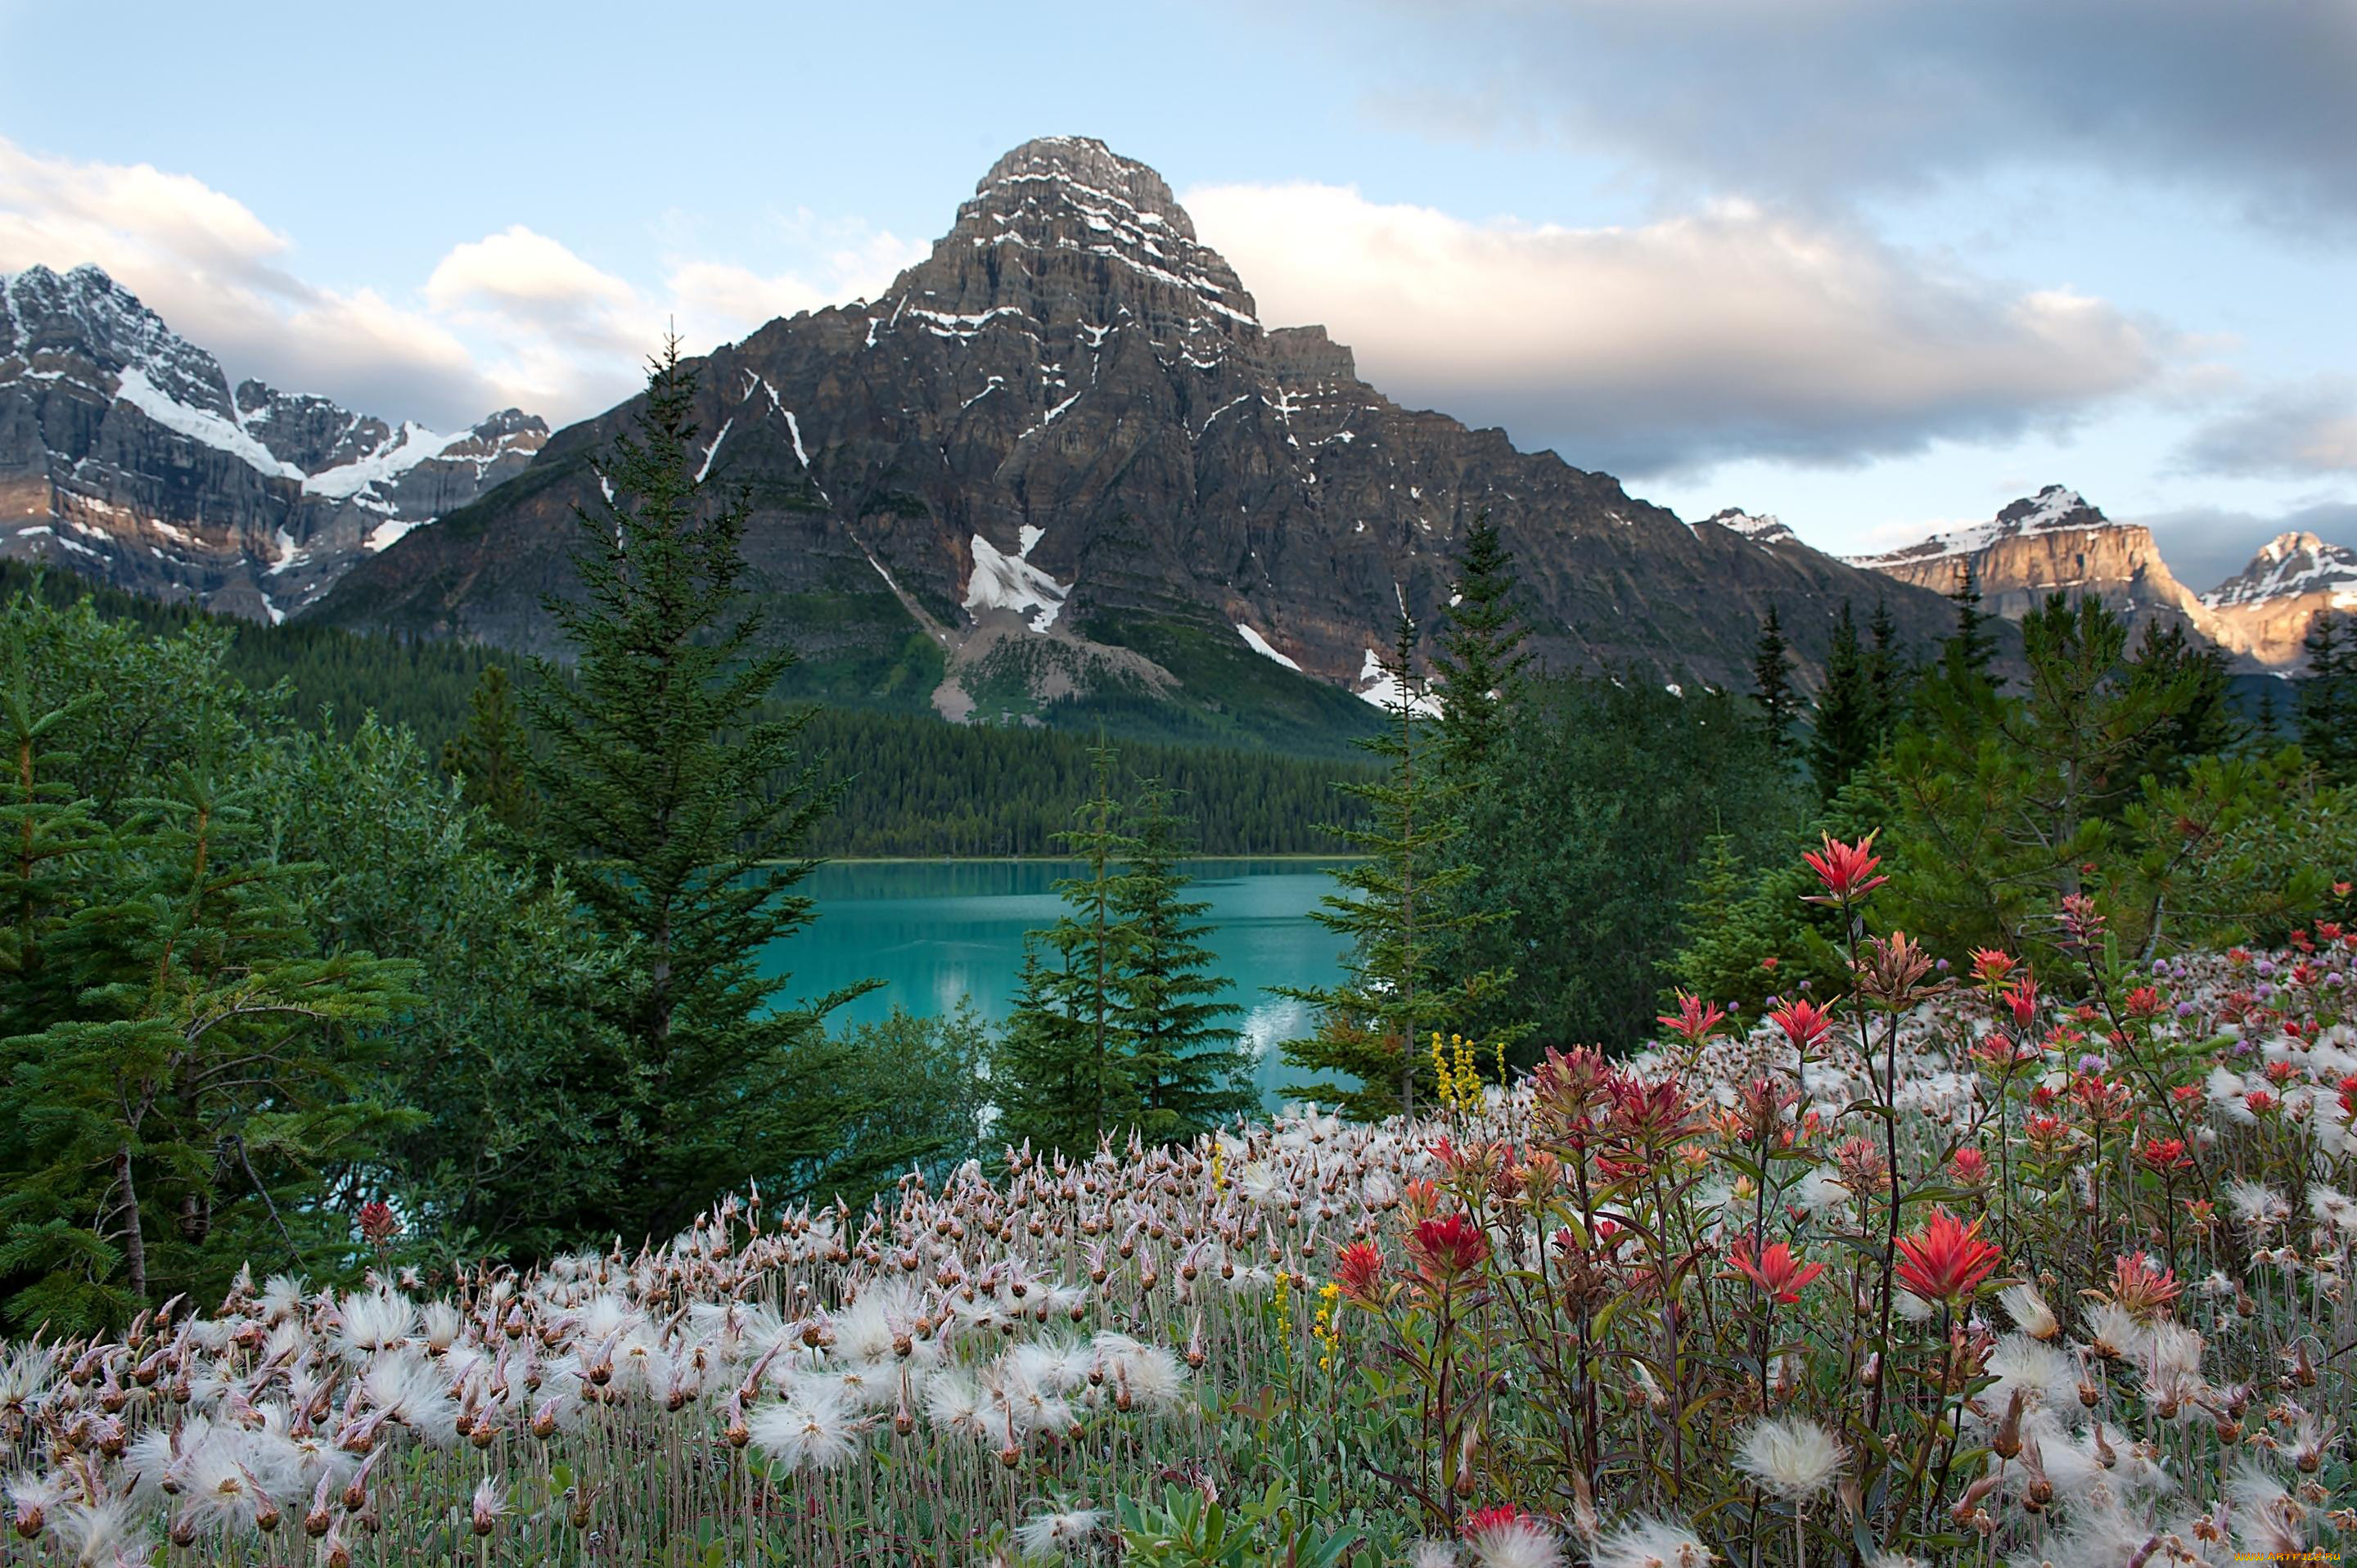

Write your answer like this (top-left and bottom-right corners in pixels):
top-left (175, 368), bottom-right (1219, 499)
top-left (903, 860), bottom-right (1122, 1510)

top-left (0, 560), bottom-right (1367, 857)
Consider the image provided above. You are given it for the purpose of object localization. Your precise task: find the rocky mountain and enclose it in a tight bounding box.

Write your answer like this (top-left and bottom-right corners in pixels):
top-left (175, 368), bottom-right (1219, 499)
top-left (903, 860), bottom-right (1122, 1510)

top-left (0, 264), bottom-right (545, 622)
top-left (1850, 485), bottom-right (2228, 651)
top-left (313, 137), bottom-right (1981, 730)
top-left (2200, 530), bottom-right (2357, 670)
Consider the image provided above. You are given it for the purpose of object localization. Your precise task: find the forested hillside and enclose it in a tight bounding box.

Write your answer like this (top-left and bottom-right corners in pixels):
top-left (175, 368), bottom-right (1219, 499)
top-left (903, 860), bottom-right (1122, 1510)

top-left (0, 560), bottom-right (1364, 856)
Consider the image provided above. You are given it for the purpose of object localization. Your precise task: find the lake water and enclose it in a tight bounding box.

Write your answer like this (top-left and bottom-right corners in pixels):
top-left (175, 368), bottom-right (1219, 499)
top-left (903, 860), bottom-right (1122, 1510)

top-left (769, 858), bottom-right (1353, 1106)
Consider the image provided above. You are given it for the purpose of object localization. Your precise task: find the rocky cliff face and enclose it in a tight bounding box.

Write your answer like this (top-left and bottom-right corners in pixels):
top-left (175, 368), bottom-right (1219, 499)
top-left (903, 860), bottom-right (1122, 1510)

top-left (1851, 486), bottom-right (2229, 652)
top-left (316, 136), bottom-right (1976, 719)
top-left (2200, 531), bottom-right (2357, 670)
top-left (0, 264), bottom-right (545, 621)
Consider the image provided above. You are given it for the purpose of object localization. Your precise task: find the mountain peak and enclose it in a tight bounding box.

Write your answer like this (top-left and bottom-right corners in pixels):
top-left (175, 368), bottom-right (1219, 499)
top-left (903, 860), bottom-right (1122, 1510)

top-left (1702, 507), bottom-right (1796, 547)
top-left (974, 137), bottom-right (1197, 241)
top-left (2203, 529), bottom-right (2357, 609)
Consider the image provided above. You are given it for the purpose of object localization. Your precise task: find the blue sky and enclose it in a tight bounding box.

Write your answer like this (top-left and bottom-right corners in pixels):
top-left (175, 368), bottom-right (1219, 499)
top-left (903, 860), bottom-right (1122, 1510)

top-left (2, 0), bottom-right (2350, 585)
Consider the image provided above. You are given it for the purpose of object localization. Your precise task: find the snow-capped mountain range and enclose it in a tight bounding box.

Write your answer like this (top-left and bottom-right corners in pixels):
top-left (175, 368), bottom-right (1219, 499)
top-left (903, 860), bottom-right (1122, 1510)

top-left (0, 264), bottom-right (544, 622)
top-left (1848, 486), bottom-right (2355, 672)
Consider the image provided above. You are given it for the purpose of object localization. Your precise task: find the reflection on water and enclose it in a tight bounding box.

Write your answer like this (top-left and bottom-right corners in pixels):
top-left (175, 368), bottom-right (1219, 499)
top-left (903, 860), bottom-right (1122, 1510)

top-left (765, 858), bottom-right (1353, 1108)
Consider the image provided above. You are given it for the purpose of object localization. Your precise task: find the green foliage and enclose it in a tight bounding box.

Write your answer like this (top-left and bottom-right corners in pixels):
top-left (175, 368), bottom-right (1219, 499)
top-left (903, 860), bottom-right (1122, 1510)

top-left (1678, 591), bottom-right (2346, 1002)
top-left (1430, 512), bottom-right (1530, 777)
top-left (813, 1003), bottom-right (991, 1210)
top-left (1809, 602), bottom-right (1879, 801)
top-left (994, 747), bottom-right (1251, 1154)
top-left (440, 664), bottom-right (539, 836)
top-left (2297, 609), bottom-right (2356, 782)
top-left (1115, 782), bottom-right (1254, 1143)
top-left (1112, 1480), bottom-right (1364, 1566)
top-left (1458, 672), bottom-right (1807, 1052)
top-left (255, 715), bottom-right (620, 1264)
top-left (0, 611), bottom-right (417, 1328)
top-left (1751, 604), bottom-right (1798, 763)
top-left (523, 340), bottom-right (871, 1241)
top-left (1280, 618), bottom-right (1505, 1119)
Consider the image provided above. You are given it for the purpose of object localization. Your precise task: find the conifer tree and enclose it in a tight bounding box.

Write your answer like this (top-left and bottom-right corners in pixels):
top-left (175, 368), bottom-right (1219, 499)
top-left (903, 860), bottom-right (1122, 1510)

top-left (1867, 595), bottom-right (1906, 736)
top-left (1431, 513), bottom-right (1529, 776)
top-left (1751, 606), bottom-right (1798, 762)
top-left (442, 664), bottom-right (539, 836)
top-left (1280, 615), bottom-right (1506, 1120)
top-left (0, 737), bottom-right (412, 1329)
top-left (1943, 559), bottom-right (1998, 695)
top-left (2298, 611), bottom-right (2355, 782)
top-left (1114, 781), bottom-right (1251, 1142)
top-left (523, 340), bottom-right (867, 1238)
top-left (994, 741), bottom-right (1142, 1153)
top-left (990, 943), bottom-right (1098, 1156)
top-left (1809, 603), bottom-right (1877, 801)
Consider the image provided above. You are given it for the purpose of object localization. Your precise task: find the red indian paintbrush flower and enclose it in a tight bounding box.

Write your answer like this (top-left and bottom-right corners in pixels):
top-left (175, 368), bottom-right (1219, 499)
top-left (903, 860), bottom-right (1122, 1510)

top-left (1728, 1236), bottom-right (1825, 1304)
top-left (1894, 1207), bottom-right (2003, 1306)
top-left (1968, 948), bottom-right (2017, 985)
top-left (2003, 974), bottom-right (2039, 1028)
top-left (1656, 993), bottom-right (1728, 1046)
top-left (1802, 831), bottom-right (1887, 905)
top-left (1333, 1241), bottom-right (1386, 1305)
top-left (1770, 997), bottom-right (1834, 1052)
top-left (1407, 1213), bottom-right (1489, 1283)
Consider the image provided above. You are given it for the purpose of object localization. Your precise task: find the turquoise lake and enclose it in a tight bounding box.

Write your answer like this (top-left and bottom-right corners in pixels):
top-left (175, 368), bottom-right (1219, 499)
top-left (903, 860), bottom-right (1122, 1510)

top-left (769, 858), bottom-right (1353, 1106)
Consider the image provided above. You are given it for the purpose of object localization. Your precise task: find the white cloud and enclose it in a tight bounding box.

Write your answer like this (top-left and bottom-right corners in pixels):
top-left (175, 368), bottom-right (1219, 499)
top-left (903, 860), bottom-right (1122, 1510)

top-left (0, 137), bottom-right (915, 429)
top-left (1185, 180), bottom-right (2167, 475)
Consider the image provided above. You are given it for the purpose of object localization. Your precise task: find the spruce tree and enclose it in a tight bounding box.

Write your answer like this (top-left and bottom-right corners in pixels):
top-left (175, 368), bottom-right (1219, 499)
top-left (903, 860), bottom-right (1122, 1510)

top-left (1431, 512), bottom-right (1529, 776)
top-left (523, 340), bottom-right (867, 1238)
top-left (2298, 611), bottom-right (2354, 782)
top-left (1867, 595), bottom-right (1906, 737)
top-left (1280, 615), bottom-right (1506, 1120)
top-left (1114, 781), bottom-right (1251, 1142)
top-left (0, 743), bottom-right (412, 1330)
top-left (990, 947), bottom-right (1089, 1155)
top-left (442, 663), bottom-right (539, 836)
top-left (1943, 559), bottom-right (1998, 695)
top-left (994, 741), bottom-right (1142, 1154)
top-left (1751, 606), bottom-right (1798, 762)
top-left (1809, 603), bottom-right (1877, 801)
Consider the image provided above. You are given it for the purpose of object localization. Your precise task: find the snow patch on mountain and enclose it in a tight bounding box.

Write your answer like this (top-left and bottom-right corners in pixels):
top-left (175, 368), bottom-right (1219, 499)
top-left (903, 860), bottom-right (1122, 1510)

top-left (1701, 507), bottom-right (1796, 547)
top-left (1235, 623), bottom-right (1302, 671)
top-left (112, 367), bottom-right (304, 481)
top-left (965, 531), bottom-right (1070, 633)
top-left (1354, 647), bottom-right (1443, 716)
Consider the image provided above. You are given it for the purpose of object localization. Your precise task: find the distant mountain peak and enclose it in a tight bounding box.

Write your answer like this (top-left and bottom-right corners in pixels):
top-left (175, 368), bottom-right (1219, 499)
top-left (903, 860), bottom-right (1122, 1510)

top-left (1701, 507), bottom-right (1796, 547)
top-left (1, 264), bottom-right (546, 620)
top-left (1854, 484), bottom-right (2110, 567)
top-left (2203, 529), bottom-right (2357, 610)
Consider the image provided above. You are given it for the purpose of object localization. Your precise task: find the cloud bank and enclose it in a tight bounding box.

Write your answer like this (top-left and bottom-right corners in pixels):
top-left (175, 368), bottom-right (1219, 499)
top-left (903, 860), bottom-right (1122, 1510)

top-left (1387, 0), bottom-right (2357, 225)
top-left (1188, 180), bottom-right (2165, 475)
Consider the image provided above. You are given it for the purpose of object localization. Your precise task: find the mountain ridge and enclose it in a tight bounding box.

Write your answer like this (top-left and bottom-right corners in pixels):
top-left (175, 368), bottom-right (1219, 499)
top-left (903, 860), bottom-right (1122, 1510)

top-left (312, 135), bottom-right (1981, 728)
top-left (0, 263), bottom-right (546, 622)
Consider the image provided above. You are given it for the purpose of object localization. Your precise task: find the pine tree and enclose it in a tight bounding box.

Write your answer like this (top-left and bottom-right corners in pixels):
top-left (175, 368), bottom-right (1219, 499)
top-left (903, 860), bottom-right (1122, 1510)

top-left (2298, 611), bottom-right (2355, 782)
top-left (522, 340), bottom-right (868, 1239)
top-left (1279, 615), bottom-right (1506, 1120)
top-left (1751, 606), bottom-right (1798, 761)
top-left (441, 664), bottom-right (539, 836)
top-left (1809, 603), bottom-right (1877, 801)
top-left (1114, 781), bottom-right (1251, 1142)
top-left (1431, 513), bottom-right (1530, 776)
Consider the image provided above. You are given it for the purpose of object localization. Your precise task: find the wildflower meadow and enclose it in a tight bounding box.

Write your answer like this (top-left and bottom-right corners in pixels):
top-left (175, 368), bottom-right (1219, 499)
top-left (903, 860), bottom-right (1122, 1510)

top-left (2, 831), bottom-right (2349, 1566)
